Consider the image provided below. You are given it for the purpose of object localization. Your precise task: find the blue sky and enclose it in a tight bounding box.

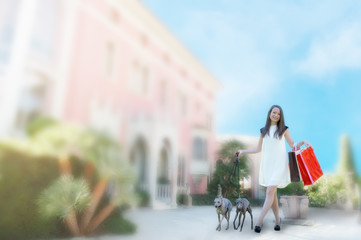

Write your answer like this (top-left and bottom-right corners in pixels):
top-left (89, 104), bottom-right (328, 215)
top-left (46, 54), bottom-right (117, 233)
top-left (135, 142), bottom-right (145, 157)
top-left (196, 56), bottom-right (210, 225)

top-left (142, 0), bottom-right (361, 175)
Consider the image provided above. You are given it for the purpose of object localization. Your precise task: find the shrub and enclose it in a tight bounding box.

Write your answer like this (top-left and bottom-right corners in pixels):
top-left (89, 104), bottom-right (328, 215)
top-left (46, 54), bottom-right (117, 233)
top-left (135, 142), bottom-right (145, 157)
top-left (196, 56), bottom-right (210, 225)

top-left (99, 210), bottom-right (136, 235)
top-left (0, 150), bottom-right (64, 240)
top-left (278, 182), bottom-right (307, 197)
top-left (191, 194), bottom-right (214, 206)
top-left (176, 193), bottom-right (187, 205)
top-left (307, 174), bottom-right (349, 208)
top-left (136, 189), bottom-right (150, 207)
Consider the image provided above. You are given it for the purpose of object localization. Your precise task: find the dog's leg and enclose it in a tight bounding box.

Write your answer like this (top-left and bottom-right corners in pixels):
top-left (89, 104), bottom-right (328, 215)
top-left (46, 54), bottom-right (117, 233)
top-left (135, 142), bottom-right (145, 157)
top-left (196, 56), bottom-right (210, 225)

top-left (225, 211), bottom-right (230, 230)
top-left (219, 214), bottom-right (225, 231)
top-left (216, 213), bottom-right (221, 231)
top-left (233, 211), bottom-right (239, 230)
top-left (237, 211), bottom-right (242, 229)
top-left (240, 212), bottom-right (246, 232)
top-left (248, 207), bottom-right (253, 230)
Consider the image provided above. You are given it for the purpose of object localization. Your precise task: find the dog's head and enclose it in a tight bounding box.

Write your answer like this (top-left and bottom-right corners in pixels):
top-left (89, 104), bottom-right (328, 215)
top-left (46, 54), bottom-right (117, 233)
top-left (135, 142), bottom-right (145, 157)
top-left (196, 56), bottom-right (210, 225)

top-left (235, 198), bottom-right (244, 210)
top-left (214, 197), bottom-right (222, 208)
top-left (236, 198), bottom-right (250, 210)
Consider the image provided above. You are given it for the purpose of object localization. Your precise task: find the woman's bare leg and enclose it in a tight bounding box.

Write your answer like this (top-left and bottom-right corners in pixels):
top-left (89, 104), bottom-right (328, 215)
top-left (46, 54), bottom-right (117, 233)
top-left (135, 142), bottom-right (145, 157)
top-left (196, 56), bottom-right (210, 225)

top-left (256, 186), bottom-right (277, 226)
top-left (271, 189), bottom-right (281, 225)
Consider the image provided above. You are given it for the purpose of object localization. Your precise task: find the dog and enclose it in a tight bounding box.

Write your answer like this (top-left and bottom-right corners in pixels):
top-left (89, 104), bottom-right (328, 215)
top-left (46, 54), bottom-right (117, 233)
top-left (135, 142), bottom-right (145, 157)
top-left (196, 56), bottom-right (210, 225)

top-left (233, 198), bottom-right (253, 231)
top-left (214, 196), bottom-right (233, 231)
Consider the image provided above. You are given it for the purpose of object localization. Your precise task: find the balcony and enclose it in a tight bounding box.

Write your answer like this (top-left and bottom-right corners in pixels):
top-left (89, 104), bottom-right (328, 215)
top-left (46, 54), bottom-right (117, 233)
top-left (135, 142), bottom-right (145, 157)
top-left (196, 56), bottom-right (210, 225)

top-left (190, 160), bottom-right (210, 176)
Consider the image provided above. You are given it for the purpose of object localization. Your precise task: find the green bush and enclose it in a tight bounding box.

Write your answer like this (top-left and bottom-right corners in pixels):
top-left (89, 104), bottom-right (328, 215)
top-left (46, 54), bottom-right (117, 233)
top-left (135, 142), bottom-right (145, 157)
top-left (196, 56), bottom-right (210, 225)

top-left (176, 193), bottom-right (187, 205)
top-left (191, 194), bottom-right (214, 205)
top-left (0, 150), bottom-right (64, 240)
top-left (99, 210), bottom-right (136, 235)
top-left (278, 182), bottom-right (307, 197)
top-left (136, 189), bottom-right (150, 207)
top-left (307, 175), bottom-right (349, 208)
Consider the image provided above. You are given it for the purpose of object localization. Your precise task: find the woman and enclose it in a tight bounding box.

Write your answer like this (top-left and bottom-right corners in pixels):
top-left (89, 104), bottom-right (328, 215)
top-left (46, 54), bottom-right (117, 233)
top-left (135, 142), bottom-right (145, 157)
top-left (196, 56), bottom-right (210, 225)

top-left (236, 105), bottom-right (310, 233)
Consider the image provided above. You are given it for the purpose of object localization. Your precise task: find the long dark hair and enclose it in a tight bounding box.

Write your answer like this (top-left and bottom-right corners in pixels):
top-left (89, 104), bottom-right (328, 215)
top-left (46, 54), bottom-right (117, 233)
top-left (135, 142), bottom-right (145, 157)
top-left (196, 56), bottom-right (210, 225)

top-left (261, 105), bottom-right (287, 139)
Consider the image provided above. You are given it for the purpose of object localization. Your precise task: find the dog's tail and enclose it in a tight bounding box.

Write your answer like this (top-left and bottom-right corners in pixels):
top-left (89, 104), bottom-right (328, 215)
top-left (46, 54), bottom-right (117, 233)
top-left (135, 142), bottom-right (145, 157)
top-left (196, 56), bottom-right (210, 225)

top-left (217, 184), bottom-right (223, 198)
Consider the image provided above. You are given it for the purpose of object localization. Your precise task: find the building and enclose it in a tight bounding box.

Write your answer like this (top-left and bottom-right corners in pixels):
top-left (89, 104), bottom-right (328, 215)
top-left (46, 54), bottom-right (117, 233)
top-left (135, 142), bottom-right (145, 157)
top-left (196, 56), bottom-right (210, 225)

top-left (0, 0), bottom-right (221, 208)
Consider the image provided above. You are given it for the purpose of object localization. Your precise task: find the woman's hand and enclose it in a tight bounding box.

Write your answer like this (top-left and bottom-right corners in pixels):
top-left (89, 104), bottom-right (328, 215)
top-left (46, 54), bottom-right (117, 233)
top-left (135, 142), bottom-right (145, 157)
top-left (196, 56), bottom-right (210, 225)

top-left (235, 150), bottom-right (244, 157)
top-left (296, 140), bottom-right (311, 149)
top-left (303, 140), bottom-right (311, 147)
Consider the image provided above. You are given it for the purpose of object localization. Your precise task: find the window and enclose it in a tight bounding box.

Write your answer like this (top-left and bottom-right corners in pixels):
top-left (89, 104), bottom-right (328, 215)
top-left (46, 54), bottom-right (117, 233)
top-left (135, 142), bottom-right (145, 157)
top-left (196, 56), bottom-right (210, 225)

top-left (129, 61), bottom-right (149, 96)
top-left (105, 41), bottom-right (115, 78)
top-left (0, 0), bottom-right (21, 64)
top-left (160, 80), bottom-right (167, 108)
top-left (30, 0), bottom-right (58, 59)
top-left (157, 147), bottom-right (169, 183)
top-left (15, 74), bottom-right (48, 130)
top-left (109, 8), bottom-right (119, 24)
top-left (141, 67), bottom-right (148, 96)
top-left (179, 92), bottom-right (187, 117)
top-left (192, 137), bottom-right (208, 161)
top-left (130, 61), bottom-right (140, 92)
top-left (177, 156), bottom-right (186, 186)
top-left (88, 98), bottom-right (121, 139)
top-left (206, 113), bottom-right (213, 130)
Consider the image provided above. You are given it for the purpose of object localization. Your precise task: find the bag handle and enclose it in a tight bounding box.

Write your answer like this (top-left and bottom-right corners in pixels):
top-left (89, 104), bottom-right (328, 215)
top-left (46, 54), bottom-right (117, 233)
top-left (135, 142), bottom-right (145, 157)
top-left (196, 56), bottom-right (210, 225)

top-left (292, 142), bottom-right (311, 152)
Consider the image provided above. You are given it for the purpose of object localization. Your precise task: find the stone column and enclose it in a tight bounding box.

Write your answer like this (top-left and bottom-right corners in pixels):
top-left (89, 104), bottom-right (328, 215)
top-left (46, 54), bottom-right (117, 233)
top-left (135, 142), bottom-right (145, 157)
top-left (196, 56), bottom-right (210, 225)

top-left (0, 0), bottom-right (39, 136)
top-left (51, 0), bottom-right (80, 119)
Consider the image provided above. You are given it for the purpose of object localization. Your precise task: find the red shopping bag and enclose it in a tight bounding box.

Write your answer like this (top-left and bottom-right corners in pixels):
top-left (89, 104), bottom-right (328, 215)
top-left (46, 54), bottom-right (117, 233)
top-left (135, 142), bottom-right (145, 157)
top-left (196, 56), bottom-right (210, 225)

top-left (296, 146), bottom-right (323, 185)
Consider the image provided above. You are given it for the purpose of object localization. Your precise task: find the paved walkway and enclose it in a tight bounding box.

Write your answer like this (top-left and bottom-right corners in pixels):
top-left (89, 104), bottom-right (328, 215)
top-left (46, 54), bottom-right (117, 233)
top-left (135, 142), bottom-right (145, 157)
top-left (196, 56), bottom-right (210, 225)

top-left (73, 206), bottom-right (361, 240)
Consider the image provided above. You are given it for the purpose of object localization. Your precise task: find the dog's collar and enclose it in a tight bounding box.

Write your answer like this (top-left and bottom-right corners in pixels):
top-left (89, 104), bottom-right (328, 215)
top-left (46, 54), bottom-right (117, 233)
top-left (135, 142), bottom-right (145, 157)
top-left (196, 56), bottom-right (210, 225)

top-left (216, 207), bottom-right (223, 214)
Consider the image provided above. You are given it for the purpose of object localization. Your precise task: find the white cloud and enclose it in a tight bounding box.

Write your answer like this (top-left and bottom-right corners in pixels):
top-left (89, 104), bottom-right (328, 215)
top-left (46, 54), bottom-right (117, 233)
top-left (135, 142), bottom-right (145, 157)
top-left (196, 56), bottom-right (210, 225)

top-left (295, 22), bottom-right (361, 78)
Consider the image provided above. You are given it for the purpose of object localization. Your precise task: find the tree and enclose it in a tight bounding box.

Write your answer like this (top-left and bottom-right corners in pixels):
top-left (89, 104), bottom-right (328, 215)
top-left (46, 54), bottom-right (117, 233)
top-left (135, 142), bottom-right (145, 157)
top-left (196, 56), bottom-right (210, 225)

top-left (335, 134), bottom-right (360, 209)
top-left (37, 176), bottom-right (91, 236)
top-left (337, 134), bottom-right (358, 180)
top-left (208, 139), bottom-right (248, 199)
top-left (77, 130), bottom-right (137, 235)
top-left (3, 119), bottom-right (137, 236)
top-left (39, 125), bottom-right (137, 235)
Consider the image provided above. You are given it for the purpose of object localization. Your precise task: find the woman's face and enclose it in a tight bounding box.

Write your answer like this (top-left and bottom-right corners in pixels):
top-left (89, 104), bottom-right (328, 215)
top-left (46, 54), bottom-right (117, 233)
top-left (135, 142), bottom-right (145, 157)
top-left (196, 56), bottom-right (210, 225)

top-left (270, 107), bottom-right (281, 124)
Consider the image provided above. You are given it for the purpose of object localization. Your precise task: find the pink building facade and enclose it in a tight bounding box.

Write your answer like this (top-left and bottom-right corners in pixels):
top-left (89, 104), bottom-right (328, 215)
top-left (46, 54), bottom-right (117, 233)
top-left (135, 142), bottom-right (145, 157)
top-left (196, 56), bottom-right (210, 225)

top-left (0, 0), bottom-right (221, 208)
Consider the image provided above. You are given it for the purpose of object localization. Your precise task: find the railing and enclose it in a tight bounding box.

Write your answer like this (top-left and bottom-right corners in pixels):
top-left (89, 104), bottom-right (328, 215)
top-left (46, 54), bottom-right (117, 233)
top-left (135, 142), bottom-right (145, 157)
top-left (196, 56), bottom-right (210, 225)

top-left (156, 184), bottom-right (171, 203)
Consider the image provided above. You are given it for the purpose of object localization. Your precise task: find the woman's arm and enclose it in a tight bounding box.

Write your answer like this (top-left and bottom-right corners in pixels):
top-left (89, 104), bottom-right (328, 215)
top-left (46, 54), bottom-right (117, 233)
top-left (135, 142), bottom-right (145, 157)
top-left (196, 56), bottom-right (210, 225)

top-left (284, 129), bottom-right (311, 149)
top-left (236, 134), bottom-right (263, 156)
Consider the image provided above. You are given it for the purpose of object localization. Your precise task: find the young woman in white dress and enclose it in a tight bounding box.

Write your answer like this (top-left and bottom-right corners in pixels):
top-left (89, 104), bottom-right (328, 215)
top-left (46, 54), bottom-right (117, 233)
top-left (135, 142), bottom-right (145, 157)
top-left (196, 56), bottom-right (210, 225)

top-left (236, 105), bottom-right (310, 233)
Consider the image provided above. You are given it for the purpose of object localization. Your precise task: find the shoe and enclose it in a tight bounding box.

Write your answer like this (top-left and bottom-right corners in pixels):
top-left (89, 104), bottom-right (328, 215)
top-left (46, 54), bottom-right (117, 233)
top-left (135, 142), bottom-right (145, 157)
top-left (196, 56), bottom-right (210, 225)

top-left (255, 225), bottom-right (262, 233)
top-left (274, 217), bottom-right (281, 231)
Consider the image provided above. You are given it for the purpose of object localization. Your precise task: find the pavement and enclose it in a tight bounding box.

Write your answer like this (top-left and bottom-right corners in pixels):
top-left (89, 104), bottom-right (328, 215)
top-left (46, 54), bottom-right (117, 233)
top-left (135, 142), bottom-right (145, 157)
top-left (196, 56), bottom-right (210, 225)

top-left (71, 206), bottom-right (361, 240)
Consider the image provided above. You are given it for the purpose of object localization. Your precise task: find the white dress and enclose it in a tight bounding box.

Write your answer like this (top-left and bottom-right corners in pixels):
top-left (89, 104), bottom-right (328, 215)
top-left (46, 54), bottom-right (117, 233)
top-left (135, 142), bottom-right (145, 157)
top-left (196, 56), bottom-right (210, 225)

top-left (259, 125), bottom-right (291, 188)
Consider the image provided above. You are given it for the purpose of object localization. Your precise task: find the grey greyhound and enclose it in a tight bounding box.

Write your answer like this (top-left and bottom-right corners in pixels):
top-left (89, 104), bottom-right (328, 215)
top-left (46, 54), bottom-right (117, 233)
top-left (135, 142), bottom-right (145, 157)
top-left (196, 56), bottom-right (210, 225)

top-left (214, 196), bottom-right (233, 231)
top-left (233, 198), bottom-right (253, 231)
top-left (214, 184), bottom-right (232, 231)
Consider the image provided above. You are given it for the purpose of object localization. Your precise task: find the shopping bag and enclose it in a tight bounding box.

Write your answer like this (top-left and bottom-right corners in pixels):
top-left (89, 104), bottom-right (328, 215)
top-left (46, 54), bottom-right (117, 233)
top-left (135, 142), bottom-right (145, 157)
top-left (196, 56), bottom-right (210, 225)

top-left (288, 151), bottom-right (301, 182)
top-left (296, 146), bottom-right (323, 185)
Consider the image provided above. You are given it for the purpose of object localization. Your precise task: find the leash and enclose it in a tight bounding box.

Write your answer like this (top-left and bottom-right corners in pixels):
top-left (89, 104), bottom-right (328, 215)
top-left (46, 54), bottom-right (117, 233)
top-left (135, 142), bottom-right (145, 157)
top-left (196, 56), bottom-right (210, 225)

top-left (225, 153), bottom-right (241, 199)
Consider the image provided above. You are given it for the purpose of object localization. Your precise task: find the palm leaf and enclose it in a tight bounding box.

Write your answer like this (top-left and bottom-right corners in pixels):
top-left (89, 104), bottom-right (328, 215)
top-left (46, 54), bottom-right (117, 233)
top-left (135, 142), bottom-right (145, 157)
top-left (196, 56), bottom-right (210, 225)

top-left (37, 176), bottom-right (91, 219)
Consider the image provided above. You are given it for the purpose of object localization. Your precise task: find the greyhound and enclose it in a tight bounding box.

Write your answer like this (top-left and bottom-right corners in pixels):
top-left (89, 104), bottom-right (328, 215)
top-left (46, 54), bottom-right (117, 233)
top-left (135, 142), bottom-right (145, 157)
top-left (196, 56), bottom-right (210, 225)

top-left (214, 196), bottom-right (233, 231)
top-left (233, 198), bottom-right (253, 231)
